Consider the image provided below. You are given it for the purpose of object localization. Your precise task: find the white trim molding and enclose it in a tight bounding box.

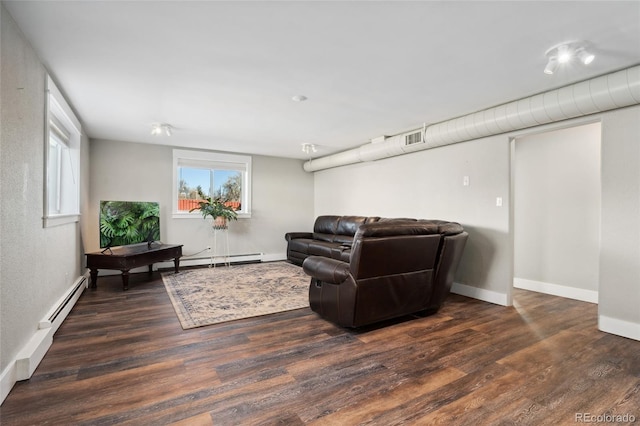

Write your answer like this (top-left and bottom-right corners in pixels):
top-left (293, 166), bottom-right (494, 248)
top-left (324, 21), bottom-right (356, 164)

top-left (599, 315), bottom-right (640, 342)
top-left (0, 364), bottom-right (18, 405)
top-left (451, 282), bottom-right (510, 306)
top-left (513, 277), bottom-right (598, 304)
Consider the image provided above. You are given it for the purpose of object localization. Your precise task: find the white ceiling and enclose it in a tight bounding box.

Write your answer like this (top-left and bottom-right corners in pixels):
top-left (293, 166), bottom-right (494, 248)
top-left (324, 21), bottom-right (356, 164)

top-left (4, 1), bottom-right (640, 160)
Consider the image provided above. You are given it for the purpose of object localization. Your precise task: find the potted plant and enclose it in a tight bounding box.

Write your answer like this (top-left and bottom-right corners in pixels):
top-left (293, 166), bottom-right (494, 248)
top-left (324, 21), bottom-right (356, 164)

top-left (189, 196), bottom-right (238, 229)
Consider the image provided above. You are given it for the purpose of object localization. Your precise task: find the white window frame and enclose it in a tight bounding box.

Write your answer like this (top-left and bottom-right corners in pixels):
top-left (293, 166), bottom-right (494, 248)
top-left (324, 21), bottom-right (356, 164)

top-left (44, 76), bottom-right (81, 227)
top-left (172, 149), bottom-right (252, 219)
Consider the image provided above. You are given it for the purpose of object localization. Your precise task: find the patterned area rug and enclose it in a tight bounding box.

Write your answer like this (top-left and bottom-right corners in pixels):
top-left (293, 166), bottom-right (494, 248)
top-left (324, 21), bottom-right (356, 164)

top-left (161, 261), bottom-right (310, 329)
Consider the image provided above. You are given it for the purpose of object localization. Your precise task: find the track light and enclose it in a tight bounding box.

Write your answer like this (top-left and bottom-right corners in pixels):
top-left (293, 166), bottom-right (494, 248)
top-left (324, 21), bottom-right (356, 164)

top-left (301, 143), bottom-right (317, 154)
top-left (576, 47), bottom-right (595, 65)
top-left (544, 56), bottom-right (558, 75)
top-left (543, 41), bottom-right (595, 75)
top-left (556, 45), bottom-right (571, 64)
top-left (151, 123), bottom-right (172, 136)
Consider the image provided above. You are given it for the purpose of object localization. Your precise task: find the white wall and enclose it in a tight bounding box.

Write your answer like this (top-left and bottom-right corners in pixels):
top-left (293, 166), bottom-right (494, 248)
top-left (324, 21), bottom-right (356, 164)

top-left (88, 139), bottom-right (315, 262)
top-left (513, 123), bottom-right (601, 300)
top-left (1, 5), bottom-right (90, 400)
top-left (314, 106), bottom-right (640, 340)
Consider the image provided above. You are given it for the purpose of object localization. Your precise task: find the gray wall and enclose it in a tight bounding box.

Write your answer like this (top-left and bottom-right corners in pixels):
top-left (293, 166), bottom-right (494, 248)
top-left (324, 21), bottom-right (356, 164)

top-left (599, 106), bottom-right (640, 330)
top-left (314, 106), bottom-right (640, 337)
top-left (314, 133), bottom-right (512, 301)
top-left (88, 139), bottom-right (314, 260)
top-left (514, 123), bottom-right (601, 292)
top-left (1, 6), bottom-right (89, 374)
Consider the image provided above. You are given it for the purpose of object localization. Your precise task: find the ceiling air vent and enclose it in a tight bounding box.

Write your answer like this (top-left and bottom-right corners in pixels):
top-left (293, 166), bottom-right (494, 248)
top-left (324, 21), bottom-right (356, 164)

top-left (404, 131), bottom-right (423, 146)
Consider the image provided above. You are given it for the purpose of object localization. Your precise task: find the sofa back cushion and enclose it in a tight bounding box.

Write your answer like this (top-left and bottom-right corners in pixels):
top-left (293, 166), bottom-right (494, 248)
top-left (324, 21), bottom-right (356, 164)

top-left (333, 216), bottom-right (377, 243)
top-left (313, 215), bottom-right (380, 243)
top-left (415, 219), bottom-right (464, 236)
top-left (350, 223), bottom-right (442, 279)
top-left (313, 216), bottom-right (340, 242)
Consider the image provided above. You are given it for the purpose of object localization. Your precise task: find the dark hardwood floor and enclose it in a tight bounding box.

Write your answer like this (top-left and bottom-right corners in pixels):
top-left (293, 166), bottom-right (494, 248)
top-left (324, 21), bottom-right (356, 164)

top-left (2, 269), bottom-right (639, 425)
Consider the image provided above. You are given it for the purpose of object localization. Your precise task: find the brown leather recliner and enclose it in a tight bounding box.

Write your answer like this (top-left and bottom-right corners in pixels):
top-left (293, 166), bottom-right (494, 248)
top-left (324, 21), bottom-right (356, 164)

top-left (302, 221), bottom-right (468, 328)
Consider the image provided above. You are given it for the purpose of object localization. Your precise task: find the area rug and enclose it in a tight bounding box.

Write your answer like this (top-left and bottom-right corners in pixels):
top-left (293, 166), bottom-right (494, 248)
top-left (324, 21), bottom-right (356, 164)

top-left (161, 261), bottom-right (310, 329)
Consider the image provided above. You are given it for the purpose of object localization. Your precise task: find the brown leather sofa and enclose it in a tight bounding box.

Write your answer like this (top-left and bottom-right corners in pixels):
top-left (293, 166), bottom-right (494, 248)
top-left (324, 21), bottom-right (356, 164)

top-left (286, 216), bottom-right (468, 327)
top-left (285, 215), bottom-right (380, 266)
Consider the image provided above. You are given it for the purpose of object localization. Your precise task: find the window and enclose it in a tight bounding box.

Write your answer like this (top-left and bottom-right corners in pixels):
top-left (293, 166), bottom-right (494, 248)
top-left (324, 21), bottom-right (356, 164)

top-left (44, 76), bottom-right (81, 227)
top-left (173, 149), bottom-right (251, 218)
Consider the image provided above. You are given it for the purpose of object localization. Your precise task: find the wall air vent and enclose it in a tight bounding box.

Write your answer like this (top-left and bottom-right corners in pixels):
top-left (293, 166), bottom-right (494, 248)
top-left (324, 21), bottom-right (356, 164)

top-left (404, 131), bottom-right (423, 146)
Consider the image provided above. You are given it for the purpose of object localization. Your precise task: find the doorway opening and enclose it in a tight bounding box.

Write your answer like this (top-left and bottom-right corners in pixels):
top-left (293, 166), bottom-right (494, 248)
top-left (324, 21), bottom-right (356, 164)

top-left (512, 122), bottom-right (601, 304)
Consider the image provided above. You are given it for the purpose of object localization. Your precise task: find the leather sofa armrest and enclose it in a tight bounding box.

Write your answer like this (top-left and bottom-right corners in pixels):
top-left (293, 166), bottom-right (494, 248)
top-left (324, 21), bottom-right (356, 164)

top-left (285, 232), bottom-right (313, 241)
top-left (302, 256), bottom-right (350, 284)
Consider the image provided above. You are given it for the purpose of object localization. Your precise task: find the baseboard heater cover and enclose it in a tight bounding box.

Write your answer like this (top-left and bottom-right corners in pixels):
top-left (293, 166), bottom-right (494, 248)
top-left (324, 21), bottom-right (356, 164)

top-left (169, 252), bottom-right (264, 268)
top-left (161, 252), bottom-right (287, 269)
top-left (39, 275), bottom-right (88, 329)
top-left (15, 273), bottom-right (88, 381)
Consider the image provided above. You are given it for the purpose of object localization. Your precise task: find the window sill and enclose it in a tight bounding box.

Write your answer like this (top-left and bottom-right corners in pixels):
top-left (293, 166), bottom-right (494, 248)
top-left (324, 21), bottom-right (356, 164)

top-left (43, 213), bottom-right (80, 228)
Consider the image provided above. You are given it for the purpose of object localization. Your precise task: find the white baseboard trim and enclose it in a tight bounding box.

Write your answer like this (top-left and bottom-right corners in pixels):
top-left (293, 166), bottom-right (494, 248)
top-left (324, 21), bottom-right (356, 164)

top-left (513, 277), bottom-right (598, 304)
top-left (599, 315), bottom-right (640, 341)
top-left (1, 273), bottom-right (88, 405)
top-left (451, 282), bottom-right (509, 306)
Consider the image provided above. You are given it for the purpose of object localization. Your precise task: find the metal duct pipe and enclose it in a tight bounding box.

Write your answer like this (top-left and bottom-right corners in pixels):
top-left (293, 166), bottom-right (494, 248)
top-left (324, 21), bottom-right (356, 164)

top-left (304, 65), bottom-right (640, 172)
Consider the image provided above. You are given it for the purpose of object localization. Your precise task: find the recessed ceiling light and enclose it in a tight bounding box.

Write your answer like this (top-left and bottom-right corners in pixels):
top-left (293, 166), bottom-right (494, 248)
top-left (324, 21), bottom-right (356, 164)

top-left (291, 95), bottom-right (308, 102)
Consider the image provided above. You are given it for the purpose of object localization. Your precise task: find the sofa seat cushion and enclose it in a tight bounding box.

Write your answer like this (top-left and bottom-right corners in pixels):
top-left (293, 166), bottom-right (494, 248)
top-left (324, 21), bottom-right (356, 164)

top-left (288, 238), bottom-right (314, 255)
top-left (308, 241), bottom-right (343, 258)
top-left (312, 232), bottom-right (336, 242)
top-left (336, 247), bottom-right (351, 262)
top-left (288, 239), bottom-right (350, 260)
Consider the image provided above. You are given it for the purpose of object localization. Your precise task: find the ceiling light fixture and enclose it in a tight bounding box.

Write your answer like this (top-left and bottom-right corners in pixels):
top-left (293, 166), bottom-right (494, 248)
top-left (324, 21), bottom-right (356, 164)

top-left (292, 95), bottom-right (308, 102)
top-left (544, 56), bottom-right (559, 75)
top-left (544, 41), bottom-right (595, 75)
top-left (556, 44), bottom-right (572, 64)
top-left (151, 123), bottom-right (172, 136)
top-left (301, 143), bottom-right (317, 154)
top-left (576, 47), bottom-right (595, 65)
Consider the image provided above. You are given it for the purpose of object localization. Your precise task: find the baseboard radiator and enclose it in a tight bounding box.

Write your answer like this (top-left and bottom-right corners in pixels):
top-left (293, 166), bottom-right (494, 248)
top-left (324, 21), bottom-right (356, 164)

top-left (165, 252), bottom-right (286, 269)
top-left (41, 275), bottom-right (87, 328)
top-left (179, 252), bottom-right (263, 267)
top-left (15, 273), bottom-right (88, 381)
